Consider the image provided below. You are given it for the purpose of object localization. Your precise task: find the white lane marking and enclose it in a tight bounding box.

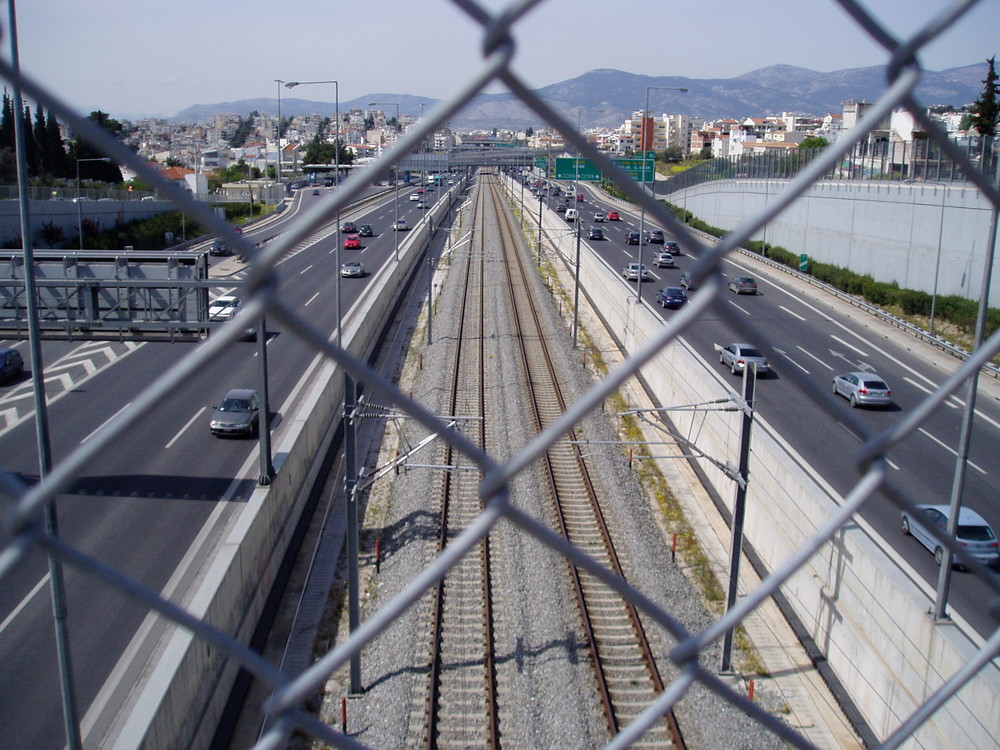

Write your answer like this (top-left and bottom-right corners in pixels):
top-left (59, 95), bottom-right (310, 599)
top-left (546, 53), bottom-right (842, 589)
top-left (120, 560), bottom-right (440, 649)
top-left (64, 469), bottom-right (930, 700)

top-left (830, 334), bottom-right (869, 357)
top-left (299, 264), bottom-right (314, 275)
top-left (728, 300), bottom-right (752, 316)
top-left (797, 345), bottom-right (834, 371)
top-left (918, 427), bottom-right (987, 475)
top-left (305, 292), bottom-right (320, 307)
top-left (0, 574), bottom-right (49, 637)
top-left (780, 305), bottom-right (806, 321)
top-left (904, 377), bottom-right (959, 409)
top-left (166, 407), bottom-right (207, 449)
top-left (80, 403), bottom-right (132, 444)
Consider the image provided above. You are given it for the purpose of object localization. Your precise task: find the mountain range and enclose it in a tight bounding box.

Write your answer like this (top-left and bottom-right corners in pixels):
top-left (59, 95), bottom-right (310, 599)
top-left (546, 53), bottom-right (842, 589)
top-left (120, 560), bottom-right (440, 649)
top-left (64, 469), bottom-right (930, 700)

top-left (173, 63), bottom-right (989, 130)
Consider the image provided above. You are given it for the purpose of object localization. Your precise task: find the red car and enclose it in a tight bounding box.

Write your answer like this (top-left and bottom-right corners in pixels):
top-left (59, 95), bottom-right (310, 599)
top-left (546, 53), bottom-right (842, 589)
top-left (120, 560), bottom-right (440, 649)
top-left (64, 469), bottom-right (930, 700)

top-left (576, 193), bottom-right (584, 202)
top-left (344, 234), bottom-right (361, 249)
top-left (606, 210), bottom-right (620, 220)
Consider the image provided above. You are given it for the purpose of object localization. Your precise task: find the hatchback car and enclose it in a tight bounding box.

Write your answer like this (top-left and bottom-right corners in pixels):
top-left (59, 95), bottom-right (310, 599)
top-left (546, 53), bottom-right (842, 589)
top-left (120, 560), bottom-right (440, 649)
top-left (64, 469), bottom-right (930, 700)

top-left (653, 251), bottom-right (675, 268)
top-left (719, 343), bottom-right (770, 375)
top-left (358, 224), bottom-right (374, 237)
top-left (663, 241), bottom-right (681, 255)
top-left (341, 260), bottom-right (366, 278)
top-left (679, 271), bottom-right (697, 290)
top-left (622, 263), bottom-right (649, 281)
top-left (409, 193), bottom-right (420, 201)
top-left (341, 221), bottom-right (357, 233)
top-left (208, 295), bottom-right (241, 321)
top-left (210, 388), bottom-right (260, 437)
top-left (588, 226), bottom-right (604, 240)
top-left (393, 219), bottom-right (409, 231)
top-left (593, 212), bottom-right (605, 222)
top-left (655, 287), bottom-right (687, 309)
top-left (208, 239), bottom-right (230, 256)
top-left (646, 229), bottom-right (665, 244)
top-left (344, 234), bottom-right (361, 249)
top-left (728, 276), bottom-right (758, 294)
top-left (625, 232), bottom-right (641, 245)
top-left (0, 347), bottom-right (24, 383)
top-left (901, 504), bottom-right (999, 567)
top-left (606, 210), bottom-right (620, 221)
top-left (832, 372), bottom-right (892, 408)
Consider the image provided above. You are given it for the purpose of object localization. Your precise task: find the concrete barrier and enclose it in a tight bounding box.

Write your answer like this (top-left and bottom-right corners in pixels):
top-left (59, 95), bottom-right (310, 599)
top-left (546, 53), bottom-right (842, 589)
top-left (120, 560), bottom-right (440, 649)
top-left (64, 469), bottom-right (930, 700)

top-left (506, 174), bottom-right (1000, 748)
top-left (107, 180), bottom-right (467, 749)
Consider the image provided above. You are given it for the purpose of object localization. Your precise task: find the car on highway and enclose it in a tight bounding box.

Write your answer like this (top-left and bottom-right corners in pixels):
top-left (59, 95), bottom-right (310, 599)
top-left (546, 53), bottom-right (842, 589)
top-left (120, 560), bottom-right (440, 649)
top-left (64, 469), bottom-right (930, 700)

top-left (409, 193), bottom-right (420, 201)
top-left (622, 262), bottom-right (649, 281)
top-left (719, 343), bottom-right (770, 376)
top-left (341, 260), bottom-right (366, 278)
top-left (653, 251), bottom-right (675, 268)
top-left (341, 221), bottom-right (357, 233)
top-left (728, 276), bottom-right (759, 294)
top-left (606, 210), bottom-right (620, 221)
top-left (208, 239), bottom-right (230, 256)
top-left (655, 286), bottom-right (687, 309)
top-left (593, 212), bottom-right (605, 222)
top-left (664, 241), bottom-right (681, 255)
top-left (358, 224), bottom-right (374, 237)
top-left (588, 226), bottom-right (604, 240)
top-left (416, 200), bottom-right (429, 209)
top-left (393, 219), bottom-right (409, 231)
top-left (646, 229), bottom-right (665, 244)
top-left (344, 234), bottom-right (361, 249)
top-left (565, 208), bottom-right (578, 222)
top-left (679, 271), bottom-right (696, 290)
top-left (312, 189), bottom-right (320, 196)
top-left (832, 372), bottom-right (892, 408)
top-left (625, 232), bottom-right (641, 245)
top-left (210, 388), bottom-right (260, 438)
top-left (576, 193), bottom-right (584, 202)
top-left (208, 295), bottom-right (241, 321)
top-left (901, 504), bottom-right (999, 567)
top-left (0, 347), bottom-right (24, 383)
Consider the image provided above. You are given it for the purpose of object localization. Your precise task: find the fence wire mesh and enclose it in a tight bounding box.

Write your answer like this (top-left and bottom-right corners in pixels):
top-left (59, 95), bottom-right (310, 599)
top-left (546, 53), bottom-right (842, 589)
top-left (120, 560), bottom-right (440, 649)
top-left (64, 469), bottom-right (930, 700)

top-left (2, 0), bottom-right (999, 748)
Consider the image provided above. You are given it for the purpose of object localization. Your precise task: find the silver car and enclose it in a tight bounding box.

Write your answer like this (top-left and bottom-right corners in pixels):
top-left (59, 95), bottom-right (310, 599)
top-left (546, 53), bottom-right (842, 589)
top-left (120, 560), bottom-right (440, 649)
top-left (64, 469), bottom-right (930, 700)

top-left (901, 504), bottom-right (999, 567)
top-left (341, 260), bottom-right (366, 278)
top-left (622, 262), bottom-right (649, 281)
top-left (210, 388), bottom-right (260, 437)
top-left (719, 343), bottom-right (770, 376)
top-left (832, 371), bottom-right (892, 408)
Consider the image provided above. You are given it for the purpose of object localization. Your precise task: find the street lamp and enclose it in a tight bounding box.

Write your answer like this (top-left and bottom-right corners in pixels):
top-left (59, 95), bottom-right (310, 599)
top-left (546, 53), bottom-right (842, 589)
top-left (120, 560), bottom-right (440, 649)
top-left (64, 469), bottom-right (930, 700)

top-left (369, 101), bottom-right (400, 261)
top-left (637, 86), bottom-right (687, 299)
top-left (76, 156), bottom-right (110, 250)
top-left (274, 79), bottom-right (284, 183)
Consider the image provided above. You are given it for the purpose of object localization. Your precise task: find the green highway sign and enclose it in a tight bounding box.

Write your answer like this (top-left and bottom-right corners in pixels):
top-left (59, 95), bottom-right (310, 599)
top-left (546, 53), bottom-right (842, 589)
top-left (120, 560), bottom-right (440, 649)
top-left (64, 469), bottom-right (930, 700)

top-left (555, 157), bottom-right (601, 181)
top-left (535, 157), bottom-right (548, 169)
top-left (612, 158), bottom-right (655, 182)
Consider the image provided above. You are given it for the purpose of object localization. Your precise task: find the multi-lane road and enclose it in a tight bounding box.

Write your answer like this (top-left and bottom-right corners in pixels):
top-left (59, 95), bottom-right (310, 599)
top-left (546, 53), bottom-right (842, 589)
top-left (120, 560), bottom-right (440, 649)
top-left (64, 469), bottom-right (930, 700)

top-left (0, 180), bottom-right (440, 749)
top-left (518, 175), bottom-right (1000, 637)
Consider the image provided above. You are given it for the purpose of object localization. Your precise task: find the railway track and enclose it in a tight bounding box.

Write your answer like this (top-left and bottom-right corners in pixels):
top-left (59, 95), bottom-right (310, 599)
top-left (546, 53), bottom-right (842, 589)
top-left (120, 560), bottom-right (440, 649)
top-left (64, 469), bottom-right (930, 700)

top-left (422, 172), bottom-right (684, 748)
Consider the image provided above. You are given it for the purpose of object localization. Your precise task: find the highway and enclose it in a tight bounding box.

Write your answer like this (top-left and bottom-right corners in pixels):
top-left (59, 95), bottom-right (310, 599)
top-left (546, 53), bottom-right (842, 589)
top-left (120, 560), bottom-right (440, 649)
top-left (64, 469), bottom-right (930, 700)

top-left (519, 175), bottom-right (1000, 637)
top-left (0, 179), bottom-right (439, 749)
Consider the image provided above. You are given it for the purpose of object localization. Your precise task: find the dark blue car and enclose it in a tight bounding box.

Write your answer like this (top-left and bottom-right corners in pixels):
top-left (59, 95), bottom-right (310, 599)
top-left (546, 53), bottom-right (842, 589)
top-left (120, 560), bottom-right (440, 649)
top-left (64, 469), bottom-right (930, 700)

top-left (655, 286), bottom-right (688, 309)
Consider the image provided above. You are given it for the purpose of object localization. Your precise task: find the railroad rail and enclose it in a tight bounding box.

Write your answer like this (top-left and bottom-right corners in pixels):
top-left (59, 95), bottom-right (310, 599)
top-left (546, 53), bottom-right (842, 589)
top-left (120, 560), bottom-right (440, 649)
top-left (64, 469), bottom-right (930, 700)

top-left (486, 172), bottom-right (685, 748)
top-left (423, 177), bottom-right (500, 748)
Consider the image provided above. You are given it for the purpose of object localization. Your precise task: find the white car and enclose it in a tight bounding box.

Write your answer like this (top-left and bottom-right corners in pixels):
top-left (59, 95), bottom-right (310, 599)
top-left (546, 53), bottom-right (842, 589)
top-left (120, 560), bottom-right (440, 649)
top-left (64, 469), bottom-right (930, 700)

top-left (208, 295), bottom-right (240, 321)
top-left (653, 251), bottom-right (675, 268)
top-left (409, 193), bottom-right (420, 201)
top-left (902, 504), bottom-right (999, 567)
top-left (341, 260), bottom-right (366, 278)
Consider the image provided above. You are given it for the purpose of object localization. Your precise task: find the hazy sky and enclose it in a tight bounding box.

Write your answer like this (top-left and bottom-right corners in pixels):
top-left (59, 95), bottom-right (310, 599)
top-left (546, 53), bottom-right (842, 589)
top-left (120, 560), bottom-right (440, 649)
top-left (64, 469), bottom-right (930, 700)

top-left (8, 0), bottom-right (999, 120)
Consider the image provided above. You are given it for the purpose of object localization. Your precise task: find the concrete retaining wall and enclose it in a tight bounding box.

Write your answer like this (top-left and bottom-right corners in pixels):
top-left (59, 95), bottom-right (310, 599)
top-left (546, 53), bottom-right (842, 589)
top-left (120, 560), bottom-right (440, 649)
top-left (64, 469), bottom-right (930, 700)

top-left (521, 175), bottom-right (1000, 748)
top-left (111, 181), bottom-right (464, 749)
top-left (672, 179), bottom-right (998, 306)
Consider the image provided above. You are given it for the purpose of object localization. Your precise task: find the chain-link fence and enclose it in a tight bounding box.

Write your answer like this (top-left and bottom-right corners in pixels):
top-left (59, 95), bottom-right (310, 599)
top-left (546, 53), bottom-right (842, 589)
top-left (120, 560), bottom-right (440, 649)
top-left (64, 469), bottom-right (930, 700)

top-left (2, 1), bottom-right (999, 748)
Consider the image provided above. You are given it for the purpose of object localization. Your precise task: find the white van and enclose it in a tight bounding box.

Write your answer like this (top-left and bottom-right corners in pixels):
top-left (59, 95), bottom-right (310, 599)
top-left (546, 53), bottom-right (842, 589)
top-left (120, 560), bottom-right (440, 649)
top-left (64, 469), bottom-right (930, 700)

top-left (565, 208), bottom-right (578, 222)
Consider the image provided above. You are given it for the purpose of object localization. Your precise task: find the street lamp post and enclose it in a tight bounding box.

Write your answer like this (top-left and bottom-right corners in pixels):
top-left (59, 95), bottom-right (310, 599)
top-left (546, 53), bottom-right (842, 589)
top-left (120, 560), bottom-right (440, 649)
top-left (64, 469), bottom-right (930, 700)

top-left (274, 79), bottom-right (284, 183)
top-left (76, 156), bottom-right (110, 250)
top-left (369, 101), bottom-right (400, 261)
top-left (285, 78), bottom-right (360, 693)
top-left (637, 86), bottom-right (687, 299)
